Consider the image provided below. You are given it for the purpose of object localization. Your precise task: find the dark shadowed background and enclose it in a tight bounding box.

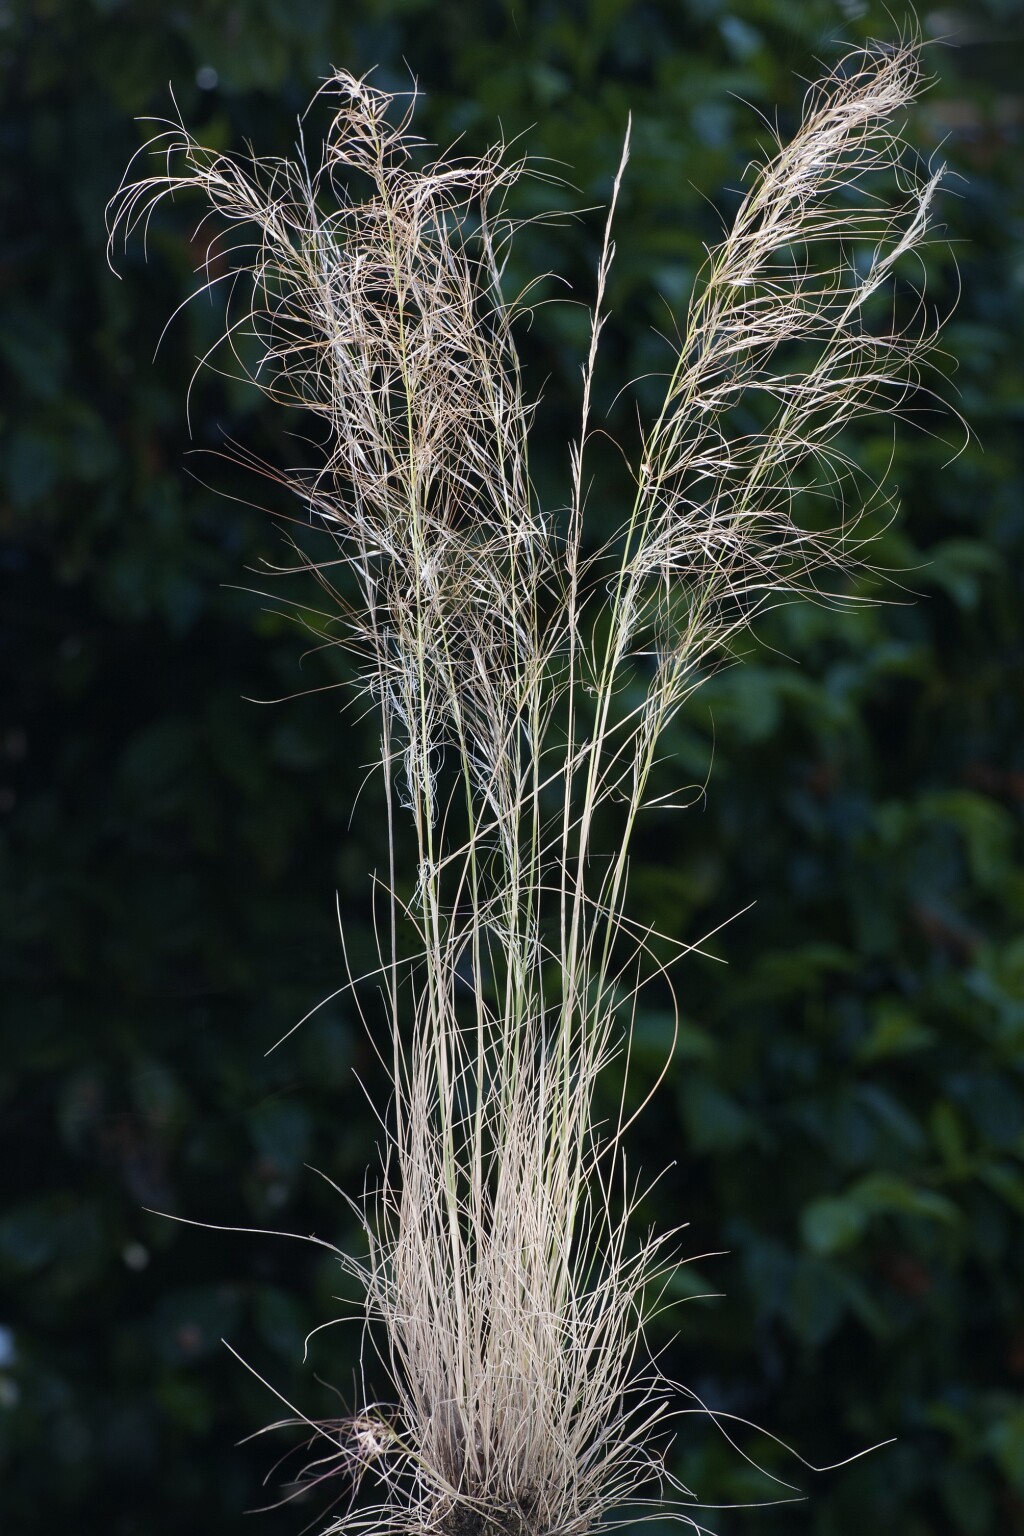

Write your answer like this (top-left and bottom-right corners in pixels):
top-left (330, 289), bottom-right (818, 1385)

top-left (2, 1), bottom-right (1022, 1532)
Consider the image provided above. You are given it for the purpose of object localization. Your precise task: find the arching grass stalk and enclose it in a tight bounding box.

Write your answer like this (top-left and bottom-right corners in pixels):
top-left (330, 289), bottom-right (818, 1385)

top-left (109, 35), bottom-right (947, 1536)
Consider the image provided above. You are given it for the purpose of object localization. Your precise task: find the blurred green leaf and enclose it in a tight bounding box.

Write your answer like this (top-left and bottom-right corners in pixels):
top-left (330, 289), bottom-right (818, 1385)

top-left (987, 1405), bottom-right (1024, 1495)
top-left (801, 1195), bottom-right (869, 1256)
top-left (857, 1000), bottom-right (935, 1062)
top-left (850, 1172), bottom-right (960, 1226)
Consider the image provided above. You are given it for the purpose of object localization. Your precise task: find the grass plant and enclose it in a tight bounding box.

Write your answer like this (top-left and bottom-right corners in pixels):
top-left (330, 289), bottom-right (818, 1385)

top-left (109, 33), bottom-right (948, 1536)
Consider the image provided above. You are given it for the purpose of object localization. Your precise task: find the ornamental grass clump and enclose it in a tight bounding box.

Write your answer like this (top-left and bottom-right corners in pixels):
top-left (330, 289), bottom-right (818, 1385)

top-left (109, 36), bottom-right (946, 1536)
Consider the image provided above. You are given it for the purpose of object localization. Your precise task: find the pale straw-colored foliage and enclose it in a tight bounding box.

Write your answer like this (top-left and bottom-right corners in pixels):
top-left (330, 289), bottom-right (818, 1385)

top-left (109, 36), bottom-right (945, 1536)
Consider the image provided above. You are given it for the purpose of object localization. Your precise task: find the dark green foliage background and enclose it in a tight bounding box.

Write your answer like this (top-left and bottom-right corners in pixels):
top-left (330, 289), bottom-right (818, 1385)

top-left (2, 1), bottom-right (1022, 1532)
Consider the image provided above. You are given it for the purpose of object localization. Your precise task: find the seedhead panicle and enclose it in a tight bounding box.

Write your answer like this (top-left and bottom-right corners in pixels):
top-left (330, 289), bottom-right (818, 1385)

top-left (109, 35), bottom-right (948, 1536)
